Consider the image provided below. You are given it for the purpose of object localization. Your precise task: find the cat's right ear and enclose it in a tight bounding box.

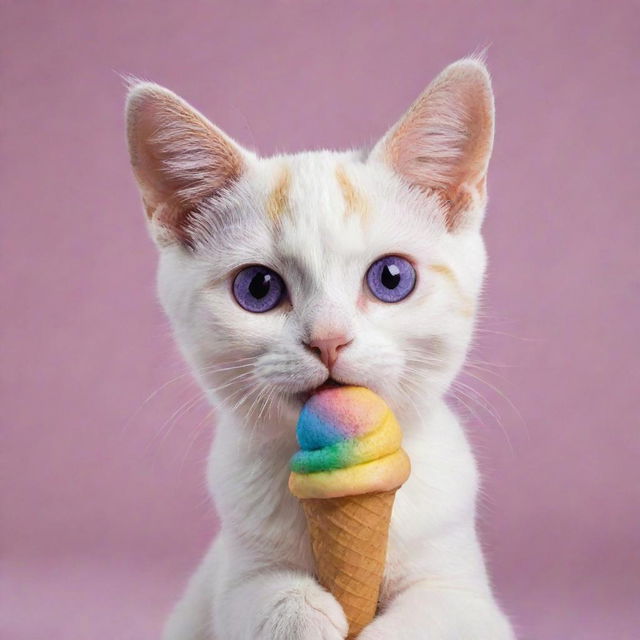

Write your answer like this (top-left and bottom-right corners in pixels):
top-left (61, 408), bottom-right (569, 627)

top-left (368, 58), bottom-right (494, 232)
top-left (125, 82), bottom-right (249, 247)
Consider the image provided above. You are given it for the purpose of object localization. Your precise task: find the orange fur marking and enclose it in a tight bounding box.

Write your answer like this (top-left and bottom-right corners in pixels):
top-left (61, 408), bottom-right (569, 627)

top-left (429, 264), bottom-right (474, 317)
top-left (336, 166), bottom-right (368, 220)
top-left (266, 167), bottom-right (291, 223)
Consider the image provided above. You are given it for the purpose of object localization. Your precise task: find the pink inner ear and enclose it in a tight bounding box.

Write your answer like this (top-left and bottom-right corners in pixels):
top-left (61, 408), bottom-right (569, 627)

top-left (381, 60), bottom-right (494, 230)
top-left (126, 84), bottom-right (245, 243)
top-left (128, 97), bottom-right (174, 200)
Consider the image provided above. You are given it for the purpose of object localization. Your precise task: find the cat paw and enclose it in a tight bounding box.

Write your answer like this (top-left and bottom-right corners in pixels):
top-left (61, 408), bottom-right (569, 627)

top-left (256, 581), bottom-right (348, 640)
top-left (303, 585), bottom-right (349, 639)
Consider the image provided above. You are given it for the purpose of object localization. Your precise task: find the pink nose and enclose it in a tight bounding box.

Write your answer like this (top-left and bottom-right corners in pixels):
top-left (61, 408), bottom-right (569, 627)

top-left (307, 335), bottom-right (352, 370)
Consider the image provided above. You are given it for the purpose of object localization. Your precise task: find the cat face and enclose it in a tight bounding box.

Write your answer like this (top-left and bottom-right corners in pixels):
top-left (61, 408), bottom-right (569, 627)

top-left (126, 59), bottom-right (494, 432)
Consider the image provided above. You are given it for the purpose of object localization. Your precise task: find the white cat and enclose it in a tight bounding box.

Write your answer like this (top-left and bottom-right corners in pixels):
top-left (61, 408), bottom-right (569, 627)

top-left (126, 58), bottom-right (516, 640)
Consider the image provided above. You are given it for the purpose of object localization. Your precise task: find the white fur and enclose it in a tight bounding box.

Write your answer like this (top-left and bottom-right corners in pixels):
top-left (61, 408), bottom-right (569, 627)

top-left (127, 59), bottom-right (516, 639)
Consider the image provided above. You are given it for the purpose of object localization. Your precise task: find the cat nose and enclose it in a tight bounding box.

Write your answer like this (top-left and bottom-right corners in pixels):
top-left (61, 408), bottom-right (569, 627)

top-left (306, 335), bottom-right (352, 370)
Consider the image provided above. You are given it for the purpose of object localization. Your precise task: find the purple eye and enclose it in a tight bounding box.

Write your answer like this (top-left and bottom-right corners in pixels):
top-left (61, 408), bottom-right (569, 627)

top-left (233, 265), bottom-right (285, 313)
top-left (366, 255), bottom-right (416, 303)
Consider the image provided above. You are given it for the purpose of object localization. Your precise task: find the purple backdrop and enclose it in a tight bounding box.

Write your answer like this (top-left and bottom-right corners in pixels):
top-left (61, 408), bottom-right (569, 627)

top-left (2, 2), bottom-right (639, 639)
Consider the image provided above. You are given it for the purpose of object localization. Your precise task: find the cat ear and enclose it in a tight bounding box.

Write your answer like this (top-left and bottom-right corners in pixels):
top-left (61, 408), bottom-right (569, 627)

top-left (369, 58), bottom-right (494, 231)
top-left (126, 82), bottom-right (249, 247)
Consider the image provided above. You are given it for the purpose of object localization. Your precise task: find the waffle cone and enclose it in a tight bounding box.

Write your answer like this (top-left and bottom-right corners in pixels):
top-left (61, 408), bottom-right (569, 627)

top-left (301, 489), bottom-right (396, 639)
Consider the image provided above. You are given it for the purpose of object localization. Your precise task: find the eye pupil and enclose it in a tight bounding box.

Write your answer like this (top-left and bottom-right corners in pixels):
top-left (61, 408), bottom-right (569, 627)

top-left (381, 264), bottom-right (401, 289)
top-left (249, 273), bottom-right (271, 299)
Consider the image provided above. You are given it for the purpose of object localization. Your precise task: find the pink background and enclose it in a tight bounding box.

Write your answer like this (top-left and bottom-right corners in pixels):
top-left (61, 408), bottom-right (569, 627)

top-left (2, 2), bottom-right (639, 639)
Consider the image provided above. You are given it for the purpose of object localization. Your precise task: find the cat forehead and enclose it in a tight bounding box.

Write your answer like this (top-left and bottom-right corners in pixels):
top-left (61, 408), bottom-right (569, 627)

top-left (259, 150), bottom-right (368, 223)
top-left (249, 150), bottom-right (442, 260)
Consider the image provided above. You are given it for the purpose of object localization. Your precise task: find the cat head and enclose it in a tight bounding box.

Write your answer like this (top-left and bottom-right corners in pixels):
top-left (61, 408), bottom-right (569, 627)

top-left (126, 58), bottom-right (494, 435)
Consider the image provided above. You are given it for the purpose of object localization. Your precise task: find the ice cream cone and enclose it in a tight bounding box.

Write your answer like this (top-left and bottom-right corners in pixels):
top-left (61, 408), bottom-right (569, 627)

top-left (302, 489), bottom-right (397, 638)
top-left (288, 386), bottom-right (410, 639)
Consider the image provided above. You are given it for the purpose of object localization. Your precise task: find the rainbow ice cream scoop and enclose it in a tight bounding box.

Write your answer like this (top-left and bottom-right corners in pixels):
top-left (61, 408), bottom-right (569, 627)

top-left (288, 386), bottom-right (411, 499)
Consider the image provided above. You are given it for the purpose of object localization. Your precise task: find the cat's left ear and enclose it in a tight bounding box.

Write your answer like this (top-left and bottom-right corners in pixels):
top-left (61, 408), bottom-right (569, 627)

top-left (126, 82), bottom-right (250, 247)
top-left (369, 58), bottom-right (494, 231)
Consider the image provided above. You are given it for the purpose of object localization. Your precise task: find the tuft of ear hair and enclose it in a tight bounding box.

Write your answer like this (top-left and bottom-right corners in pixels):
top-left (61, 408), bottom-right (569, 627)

top-left (125, 82), bottom-right (248, 247)
top-left (369, 58), bottom-right (495, 231)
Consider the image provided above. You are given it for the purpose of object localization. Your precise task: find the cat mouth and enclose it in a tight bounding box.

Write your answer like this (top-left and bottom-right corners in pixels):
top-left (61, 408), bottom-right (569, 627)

top-left (317, 377), bottom-right (346, 391)
top-left (299, 377), bottom-right (347, 403)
